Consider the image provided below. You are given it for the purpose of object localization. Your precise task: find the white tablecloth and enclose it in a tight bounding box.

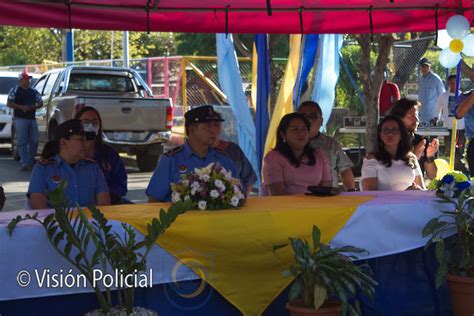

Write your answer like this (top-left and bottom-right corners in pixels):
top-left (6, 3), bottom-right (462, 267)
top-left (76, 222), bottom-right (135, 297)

top-left (0, 191), bottom-right (453, 301)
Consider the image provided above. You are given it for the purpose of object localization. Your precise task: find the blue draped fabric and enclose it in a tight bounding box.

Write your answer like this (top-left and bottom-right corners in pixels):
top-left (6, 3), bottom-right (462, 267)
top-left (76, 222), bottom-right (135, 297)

top-left (293, 34), bottom-right (319, 110)
top-left (216, 34), bottom-right (259, 181)
top-left (311, 34), bottom-right (343, 130)
top-left (254, 34), bottom-right (271, 178)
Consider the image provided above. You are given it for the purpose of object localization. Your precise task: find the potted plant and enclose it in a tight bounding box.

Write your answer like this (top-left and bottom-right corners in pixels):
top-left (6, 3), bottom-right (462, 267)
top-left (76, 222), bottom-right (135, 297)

top-left (423, 172), bottom-right (474, 316)
top-left (8, 182), bottom-right (192, 316)
top-left (274, 225), bottom-right (378, 316)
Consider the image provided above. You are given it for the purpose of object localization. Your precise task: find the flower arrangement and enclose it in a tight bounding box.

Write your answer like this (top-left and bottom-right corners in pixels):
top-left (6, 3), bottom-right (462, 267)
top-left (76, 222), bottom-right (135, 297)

top-left (428, 171), bottom-right (471, 198)
top-left (170, 163), bottom-right (245, 210)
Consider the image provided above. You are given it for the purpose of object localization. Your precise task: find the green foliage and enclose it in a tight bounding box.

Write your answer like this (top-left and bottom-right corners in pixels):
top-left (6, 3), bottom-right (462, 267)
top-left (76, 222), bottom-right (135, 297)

top-left (276, 225), bottom-right (378, 315)
top-left (423, 188), bottom-right (474, 287)
top-left (337, 44), bottom-right (364, 114)
top-left (8, 181), bottom-right (192, 314)
top-left (0, 27), bottom-right (61, 66)
top-left (176, 33), bottom-right (217, 56)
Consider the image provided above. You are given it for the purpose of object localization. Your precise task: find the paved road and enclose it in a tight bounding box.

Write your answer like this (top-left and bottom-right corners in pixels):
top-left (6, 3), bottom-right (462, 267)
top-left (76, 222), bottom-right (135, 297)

top-left (0, 144), bottom-right (152, 212)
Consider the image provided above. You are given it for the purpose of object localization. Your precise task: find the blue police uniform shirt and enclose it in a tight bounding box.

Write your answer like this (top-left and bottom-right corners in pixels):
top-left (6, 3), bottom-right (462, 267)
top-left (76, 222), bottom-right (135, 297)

top-left (456, 91), bottom-right (474, 138)
top-left (93, 144), bottom-right (127, 200)
top-left (28, 155), bottom-right (109, 207)
top-left (146, 142), bottom-right (239, 202)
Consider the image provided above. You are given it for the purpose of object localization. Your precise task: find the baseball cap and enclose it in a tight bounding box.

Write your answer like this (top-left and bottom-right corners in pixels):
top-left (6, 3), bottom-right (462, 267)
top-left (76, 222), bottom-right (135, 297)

top-left (184, 105), bottom-right (225, 127)
top-left (18, 71), bottom-right (33, 81)
top-left (54, 119), bottom-right (85, 141)
top-left (419, 58), bottom-right (431, 66)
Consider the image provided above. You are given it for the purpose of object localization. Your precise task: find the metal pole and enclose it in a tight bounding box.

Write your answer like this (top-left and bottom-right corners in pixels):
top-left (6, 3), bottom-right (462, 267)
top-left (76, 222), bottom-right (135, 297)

top-left (123, 31), bottom-right (129, 68)
top-left (65, 29), bottom-right (74, 64)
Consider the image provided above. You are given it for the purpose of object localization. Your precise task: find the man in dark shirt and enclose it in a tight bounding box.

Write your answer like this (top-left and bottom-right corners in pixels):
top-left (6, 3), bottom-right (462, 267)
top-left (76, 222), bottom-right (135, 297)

top-left (7, 71), bottom-right (43, 171)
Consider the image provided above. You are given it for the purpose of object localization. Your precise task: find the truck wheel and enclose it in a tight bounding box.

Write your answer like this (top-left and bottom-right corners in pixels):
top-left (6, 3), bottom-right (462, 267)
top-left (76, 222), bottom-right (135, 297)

top-left (136, 152), bottom-right (159, 172)
top-left (11, 124), bottom-right (19, 161)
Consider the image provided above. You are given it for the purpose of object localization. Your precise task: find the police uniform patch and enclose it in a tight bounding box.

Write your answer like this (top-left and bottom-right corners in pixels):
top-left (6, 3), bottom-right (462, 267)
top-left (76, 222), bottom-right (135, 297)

top-left (165, 146), bottom-right (183, 157)
top-left (39, 159), bottom-right (55, 165)
top-left (178, 165), bottom-right (187, 173)
top-left (52, 175), bottom-right (61, 184)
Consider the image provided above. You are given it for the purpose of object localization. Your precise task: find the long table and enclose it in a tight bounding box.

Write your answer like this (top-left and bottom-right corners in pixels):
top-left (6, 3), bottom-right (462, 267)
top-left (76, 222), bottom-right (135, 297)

top-left (339, 127), bottom-right (450, 137)
top-left (0, 191), bottom-right (453, 315)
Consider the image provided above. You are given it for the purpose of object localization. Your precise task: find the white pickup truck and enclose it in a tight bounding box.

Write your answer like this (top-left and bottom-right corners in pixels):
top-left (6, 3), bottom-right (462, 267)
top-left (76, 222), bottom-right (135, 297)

top-left (13, 66), bottom-right (173, 171)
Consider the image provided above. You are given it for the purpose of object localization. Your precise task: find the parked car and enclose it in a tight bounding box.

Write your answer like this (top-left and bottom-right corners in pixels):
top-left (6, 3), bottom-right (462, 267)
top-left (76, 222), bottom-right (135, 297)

top-left (24, 66), bottom-right (173, 171)
top-left (0, 72), bottom-right (39, 144)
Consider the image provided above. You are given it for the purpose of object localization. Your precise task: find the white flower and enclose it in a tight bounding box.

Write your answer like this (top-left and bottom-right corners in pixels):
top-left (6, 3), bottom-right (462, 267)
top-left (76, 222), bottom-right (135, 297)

top-left (210, 190), bottom-right (219, 198)
top-left (184, 195), bottom-right (190, 201)
top-left (221, 168), bottom-right (232, 180)
top-left (230, 196), bottom-right (240, 207)
top-left (199, 174), bottom-right (210, 182)
top-left (190, 181), bottom-right (201, 195)
top-left (171, 191), bottom-right (181, 203)
top-left (198, 200), bottom-right (207, 210)
top-left (215, 179), bottom-right (226, 191)
top-left (194, 163), bottom-right (214, 177)
top-left (182, 179), bottom-right (189, 186)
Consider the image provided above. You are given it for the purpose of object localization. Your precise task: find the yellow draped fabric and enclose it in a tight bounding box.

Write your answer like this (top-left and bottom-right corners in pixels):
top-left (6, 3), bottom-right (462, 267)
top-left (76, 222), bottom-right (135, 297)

top-left (263, 34), bottom-right (302, 158)
top-left (98, 194), bottom-right (372, 316)
top-left (251, 43), bottom-right (258, 113)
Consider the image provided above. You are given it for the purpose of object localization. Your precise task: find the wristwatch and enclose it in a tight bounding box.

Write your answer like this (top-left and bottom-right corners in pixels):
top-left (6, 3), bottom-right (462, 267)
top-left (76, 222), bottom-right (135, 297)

top-left (426, 156), bottom-right (435, 163)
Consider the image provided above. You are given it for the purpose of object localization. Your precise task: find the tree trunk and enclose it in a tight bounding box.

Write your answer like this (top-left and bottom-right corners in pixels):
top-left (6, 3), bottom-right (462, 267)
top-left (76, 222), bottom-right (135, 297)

top-left (356, 34), bottom-right (394, 153)
top-left (233, 34), bottom-right (252, 58)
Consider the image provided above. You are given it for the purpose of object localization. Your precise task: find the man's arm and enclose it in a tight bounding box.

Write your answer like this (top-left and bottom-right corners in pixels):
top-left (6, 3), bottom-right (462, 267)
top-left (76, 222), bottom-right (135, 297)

top-left (340, 168), bottom-right (356, 191)
top-left (30, 193), bottom-right (49, 209)
top-left (95, 192), bottom-right (111, 206)
top-left (456, 93), bottom-right (474, 119)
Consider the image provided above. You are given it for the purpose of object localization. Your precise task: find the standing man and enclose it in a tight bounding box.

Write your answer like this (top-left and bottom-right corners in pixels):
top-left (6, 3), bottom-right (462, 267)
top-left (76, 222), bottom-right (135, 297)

top-left (297, 101), bottom-right (356, 191)
top-left (390, 98), bottom-right (439, 180)
top-left (28, 119), bottom-right (110, 209)
top-left (455, 88), bottom-right (474, 175)
top-left (418, 58), bottom-right (445, 126)
top-left (146, 105), bottom-right (238, 202)
top-left (434, 74), bottom-right (466, 170)
top-left (7, 71), bottom-right (43, 171)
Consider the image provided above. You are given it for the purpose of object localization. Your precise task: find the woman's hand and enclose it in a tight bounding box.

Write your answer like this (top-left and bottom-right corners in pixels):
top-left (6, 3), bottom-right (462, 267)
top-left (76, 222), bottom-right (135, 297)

top-left (426, 138), bottom-right (439, 158)
top-left (405, 182), bottom-right (423, 190)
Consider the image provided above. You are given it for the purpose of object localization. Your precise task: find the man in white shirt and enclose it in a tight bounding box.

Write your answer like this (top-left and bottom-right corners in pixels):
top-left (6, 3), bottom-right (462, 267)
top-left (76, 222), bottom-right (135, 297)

top-left (434, 74), bottom-right (466, 171)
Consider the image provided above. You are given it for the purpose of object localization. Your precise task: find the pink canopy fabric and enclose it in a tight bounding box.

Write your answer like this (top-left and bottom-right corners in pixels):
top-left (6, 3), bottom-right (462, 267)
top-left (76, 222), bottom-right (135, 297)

top-left (0, 0), bottom-right (472, 34)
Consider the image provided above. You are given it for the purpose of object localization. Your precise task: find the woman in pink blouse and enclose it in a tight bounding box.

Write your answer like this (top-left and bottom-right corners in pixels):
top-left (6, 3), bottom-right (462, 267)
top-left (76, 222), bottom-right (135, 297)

top-left (263, 113), bottom-right (332, 195)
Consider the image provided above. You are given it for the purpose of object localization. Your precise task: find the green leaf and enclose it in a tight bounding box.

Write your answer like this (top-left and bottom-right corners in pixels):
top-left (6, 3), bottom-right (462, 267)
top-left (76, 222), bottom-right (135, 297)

top-left (272, 243), bottom-right (288, 253)
top-left (288, 281), bottom-right (303, 302)
top-left (435, 264), bottom-right (448, 288)
top-left (422, 218), bottom-right (439, 237)
top-left (53, 231), bottom-right (65, 246)
top-left (313, 283), bottom-right (327, 310)
top-left (312, 225), bottom-right (321, 250)
top-left (435, 239), bottom-right (446, 265)
top-left (64, 242), bottom-right (72, 257)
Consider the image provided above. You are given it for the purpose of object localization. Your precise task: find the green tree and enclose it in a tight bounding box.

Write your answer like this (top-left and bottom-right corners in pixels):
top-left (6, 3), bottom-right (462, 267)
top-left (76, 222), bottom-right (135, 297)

top-left (0, 27), bottom-right (61, 66)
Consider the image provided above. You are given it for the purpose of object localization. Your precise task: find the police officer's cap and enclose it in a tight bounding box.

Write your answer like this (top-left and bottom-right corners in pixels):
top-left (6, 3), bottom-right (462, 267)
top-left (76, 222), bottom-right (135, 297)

top-left (55, 119), bottom-right (85, 141)
top-left (184, 105), bottom-right (225, 128)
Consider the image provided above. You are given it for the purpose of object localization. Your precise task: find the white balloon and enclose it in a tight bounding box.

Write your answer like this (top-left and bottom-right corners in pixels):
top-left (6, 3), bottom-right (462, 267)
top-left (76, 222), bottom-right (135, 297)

top-left (446, 15), bottom-right (470, 39)
top-left (439, 48), bottom-right (461, 68)
top-left (436, 29), bottom-right (452, 49)
top-left (462, 34), bottom-right (474, 57)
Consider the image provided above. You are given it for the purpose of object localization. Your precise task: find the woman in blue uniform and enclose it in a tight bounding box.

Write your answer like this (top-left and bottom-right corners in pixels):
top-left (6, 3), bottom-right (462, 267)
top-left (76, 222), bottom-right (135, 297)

top-left (74, 106), bottom-right (129, 205)
top-left (29, 119), bottom-right (110, 209)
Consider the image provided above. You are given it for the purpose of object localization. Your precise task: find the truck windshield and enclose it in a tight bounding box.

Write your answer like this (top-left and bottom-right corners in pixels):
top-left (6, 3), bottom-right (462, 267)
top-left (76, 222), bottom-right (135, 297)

top-left (68, 73), bottom-right (135, 93)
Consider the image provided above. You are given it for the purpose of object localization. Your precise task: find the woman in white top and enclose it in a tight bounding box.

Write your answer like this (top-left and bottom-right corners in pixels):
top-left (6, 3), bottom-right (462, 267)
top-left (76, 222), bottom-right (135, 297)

top-left (361, 115), bottom-right (425, 191)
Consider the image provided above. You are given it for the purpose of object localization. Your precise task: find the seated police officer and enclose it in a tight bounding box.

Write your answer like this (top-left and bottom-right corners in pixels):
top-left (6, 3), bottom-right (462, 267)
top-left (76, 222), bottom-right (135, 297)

top-left (28, 119), bottom-right (111, 209)
top-left (146, 105), bottom-right (239, 202)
